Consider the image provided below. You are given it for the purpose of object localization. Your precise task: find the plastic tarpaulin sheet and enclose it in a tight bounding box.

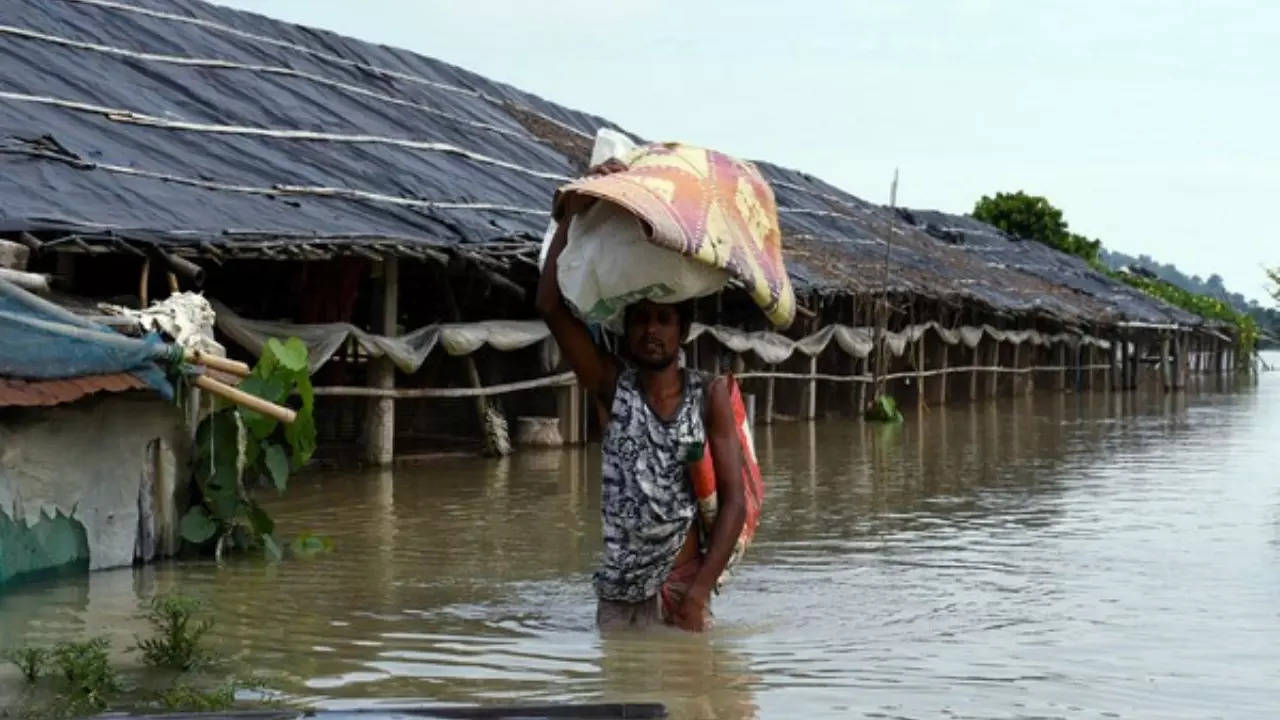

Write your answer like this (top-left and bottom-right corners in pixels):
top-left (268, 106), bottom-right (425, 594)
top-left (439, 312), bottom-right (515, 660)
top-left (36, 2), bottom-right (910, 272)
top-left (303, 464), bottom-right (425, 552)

top-left (215, 300), bottom-right (1112, 375)
top-left (0, 279), bottom-right (171, 397)
top-left (213, 301), bottom-right (552, 374)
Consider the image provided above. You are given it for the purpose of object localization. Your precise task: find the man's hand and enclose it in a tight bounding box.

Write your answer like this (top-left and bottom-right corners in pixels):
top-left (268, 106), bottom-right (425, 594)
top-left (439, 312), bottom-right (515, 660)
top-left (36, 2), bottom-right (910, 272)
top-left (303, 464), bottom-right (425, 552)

top-left (672, 587), bottom-right (712, 633)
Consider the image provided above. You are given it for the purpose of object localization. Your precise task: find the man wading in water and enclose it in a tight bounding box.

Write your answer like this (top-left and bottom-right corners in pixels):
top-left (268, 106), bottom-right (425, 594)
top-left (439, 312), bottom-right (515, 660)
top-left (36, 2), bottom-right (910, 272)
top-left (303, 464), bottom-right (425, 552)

top-left (537, 192), bottom-right (746, 633)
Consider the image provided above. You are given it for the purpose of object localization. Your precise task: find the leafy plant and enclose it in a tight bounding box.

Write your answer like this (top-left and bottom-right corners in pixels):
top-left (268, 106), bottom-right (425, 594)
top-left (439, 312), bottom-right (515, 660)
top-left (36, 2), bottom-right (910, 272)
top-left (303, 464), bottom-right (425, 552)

top-left (50, 638), bottom-right (120, 711)
top-left (1268, 267), bottom-right (1280, 304)
top-left (181, 337), bottom-right (317, 559)
top-left (5, 646), bottom-right (47, 683)
top-left (1115, 271), bottom-right (1259, 362)
top-left (135, 594), bottom-right (216, 672)
top-left (151, 680), bottom-right (235, 711)
top-left (864, 394), bottom-right (903, 423)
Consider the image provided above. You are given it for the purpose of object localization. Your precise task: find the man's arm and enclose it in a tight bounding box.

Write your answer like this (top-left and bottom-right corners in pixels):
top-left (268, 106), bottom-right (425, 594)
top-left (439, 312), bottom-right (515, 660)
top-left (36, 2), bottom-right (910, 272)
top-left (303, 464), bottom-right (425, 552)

top-left (675, 376), bottom-right (747, 631)
top-left (535, 199), bottom-right (617, 404)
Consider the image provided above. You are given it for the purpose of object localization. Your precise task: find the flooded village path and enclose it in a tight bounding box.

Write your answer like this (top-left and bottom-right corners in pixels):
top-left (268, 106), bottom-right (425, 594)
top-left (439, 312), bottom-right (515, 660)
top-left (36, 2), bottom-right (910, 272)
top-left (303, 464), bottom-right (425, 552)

top-left (4, 357), bottom-right (1279, 719)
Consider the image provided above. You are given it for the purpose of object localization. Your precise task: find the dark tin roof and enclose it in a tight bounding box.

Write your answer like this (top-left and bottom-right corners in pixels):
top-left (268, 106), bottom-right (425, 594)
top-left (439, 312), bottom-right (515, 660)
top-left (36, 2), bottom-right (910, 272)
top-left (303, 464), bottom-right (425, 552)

top-left (0, 0), bottom-right (1200, 327)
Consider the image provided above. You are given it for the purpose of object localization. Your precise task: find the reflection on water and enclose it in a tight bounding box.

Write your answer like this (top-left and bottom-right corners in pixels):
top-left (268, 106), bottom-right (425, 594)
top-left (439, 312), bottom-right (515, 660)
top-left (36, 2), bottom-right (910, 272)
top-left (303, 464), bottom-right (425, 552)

top-left (3, 365), bottom-right (1279, 718)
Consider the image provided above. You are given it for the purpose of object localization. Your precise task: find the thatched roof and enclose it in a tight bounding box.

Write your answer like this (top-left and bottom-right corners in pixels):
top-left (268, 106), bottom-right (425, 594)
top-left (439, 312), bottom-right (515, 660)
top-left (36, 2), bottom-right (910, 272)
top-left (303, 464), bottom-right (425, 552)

top-left (0, 0), bottom-right (1201, 328)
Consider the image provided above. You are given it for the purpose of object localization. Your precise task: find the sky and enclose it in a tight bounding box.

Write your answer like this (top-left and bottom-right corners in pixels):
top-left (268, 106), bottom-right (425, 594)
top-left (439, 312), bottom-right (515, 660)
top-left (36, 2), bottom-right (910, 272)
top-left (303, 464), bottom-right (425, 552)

top-left (215, 0), bottom-right (1279, 304)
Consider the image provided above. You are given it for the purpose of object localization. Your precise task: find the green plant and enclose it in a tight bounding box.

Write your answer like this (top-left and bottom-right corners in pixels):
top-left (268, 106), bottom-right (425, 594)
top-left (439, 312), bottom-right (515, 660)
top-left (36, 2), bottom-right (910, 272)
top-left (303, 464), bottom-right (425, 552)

top-left (864, 394), bottom-right (903, 423)
top-left (1114, 271), bottom-right (1259, 362)
top-left (1268, 267), bottom-right (1280, 303)
top-left (181, 337), bottom-right (317, 560)
top-left (151, 680), bottom-right (236, 711)
top-left (5, 646), bottom-right (47, 683)
top-left (50, 638), bottom-right (120, 711)
top-left (135, 594), bottom-right (216, 672)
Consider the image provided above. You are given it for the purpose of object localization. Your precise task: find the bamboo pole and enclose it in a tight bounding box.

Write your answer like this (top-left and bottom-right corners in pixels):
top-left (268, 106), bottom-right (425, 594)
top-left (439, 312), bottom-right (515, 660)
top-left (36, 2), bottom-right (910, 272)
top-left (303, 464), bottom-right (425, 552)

top-left (1011, 342), bottom-right (1021, 396)
top-left (916, 325), bottom-right (925, 413)
top-left (763, 364), bottom-right (776, 425)
top-left (937, 337), bottom-right (949, 406)
top-left (970, 341), bottom-right (979, 401)
top-left (1057, 341), bottom-right (1067, 391)
top-left (189, 350), bottom-right (250, 378)
top-left (1160, 333), bottom-right (1172, 391)
top-left (194, 374), bottom-right (296, 424)
top-left (987, 341), bottom-right (999, 398)
top-left (317, 371), bottom-right (575, 398)
top-left (1121, 333), bottom-right (1132, 390)
top-left (849, 296), bottom-right (860, 415)
top-left (807, 353), bottom-right (818, 420)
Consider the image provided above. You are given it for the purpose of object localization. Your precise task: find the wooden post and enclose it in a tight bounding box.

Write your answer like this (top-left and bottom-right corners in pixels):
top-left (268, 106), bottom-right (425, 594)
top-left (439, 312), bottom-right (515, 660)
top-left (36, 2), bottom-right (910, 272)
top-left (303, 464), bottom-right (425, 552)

top-left (1160, 333), bottom-right (1172, 391)
top-left (807, 353), bottom-right (818, 420)
top-left (970, 341), bottom-right (980, 401)
top-left (937, 338), bottom-right (949, 406)
top-left (849, 297), bottom-right (860, 415)
top-left (916, 328), bottom-right (926, 413)
top-left (764, 364), bottom-right (776, 425)
top-left (987, 341), bottom-right (999, 398)
top-left (1174, 331), bottom-right (1186, 390)
top-left (365, 256), bottom-right (399, 466)
top-left (438, 265), bottom-right (503, 453)
top-left (1057, 341), bottom-right (1067, 391)
top-left (1121, 333), bottom-right (1132, 390)
top-left (1011, 342), bottom-right (1021, 396)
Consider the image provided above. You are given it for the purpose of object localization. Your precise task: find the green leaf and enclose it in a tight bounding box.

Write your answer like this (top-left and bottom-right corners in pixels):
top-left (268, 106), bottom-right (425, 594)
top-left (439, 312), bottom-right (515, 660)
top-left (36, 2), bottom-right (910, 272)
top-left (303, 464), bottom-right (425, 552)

top-left (290, 532), bottom-right (334, 557)
top-left (263, 444), bottom-right (289, 492)
top-left (179, 507), bottom-right (218, 544)
top-left (267, 337), bottom-right (308, 374)
top-left (246, 501), bottom-right (274, 537)
top-left (284, 411), bottom-right (317, 468)
top-left (238, 376), bottom-right (285, 404)
top-left (262, 534), bottom-right (283, 562)
top-left (206, 480), bottom-right (239, 521)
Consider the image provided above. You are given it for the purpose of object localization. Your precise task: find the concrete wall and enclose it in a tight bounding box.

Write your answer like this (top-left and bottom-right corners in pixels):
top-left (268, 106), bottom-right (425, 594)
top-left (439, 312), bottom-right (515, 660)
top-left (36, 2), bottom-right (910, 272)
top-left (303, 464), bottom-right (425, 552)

top-left (0, 393), bottom-right (189, 585)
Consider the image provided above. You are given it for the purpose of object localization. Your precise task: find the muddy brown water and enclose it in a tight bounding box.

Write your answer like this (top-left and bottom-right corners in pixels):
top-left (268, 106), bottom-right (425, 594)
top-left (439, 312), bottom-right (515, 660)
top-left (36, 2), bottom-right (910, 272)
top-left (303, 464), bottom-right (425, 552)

top-left (3, 359), bottom-right (1279, 718)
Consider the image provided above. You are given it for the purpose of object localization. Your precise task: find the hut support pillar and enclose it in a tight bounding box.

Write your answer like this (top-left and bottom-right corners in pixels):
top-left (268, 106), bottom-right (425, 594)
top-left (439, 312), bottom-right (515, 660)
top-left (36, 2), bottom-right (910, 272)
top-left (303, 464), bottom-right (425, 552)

top-left (937, 341), bottom-right (949, 406)
top-left (970, 342), bottom-right (979, 401)
top-left (916, 331), bottom-right (926, 413)
top-left (763, 365), bottom-right (776, 425)
top-left (987, 342), bottom-right (999, 398)
top-left (807, 354), bottom-right (818, 420)
top-left (365, 257), bottom-right (398, 466)
top-left (1174, 331), bottom-right (1187, 390)
top-left (1057, 342), bottom-right (1067, 392)
top-left (1160, 333), bottom-right (1172, 391)
top-left (1011, 342), bottom-right (1021, 396)
top-left (1121, 333), bottom-right (1132, 390)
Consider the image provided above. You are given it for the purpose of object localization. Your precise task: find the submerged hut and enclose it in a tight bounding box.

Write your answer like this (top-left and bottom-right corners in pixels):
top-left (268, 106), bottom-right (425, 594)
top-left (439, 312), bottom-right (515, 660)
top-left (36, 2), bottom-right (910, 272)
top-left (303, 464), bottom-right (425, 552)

top-left (0, 0), bottom-right (1237, 465)
top-left (0, 276), bottom-right (187, 586)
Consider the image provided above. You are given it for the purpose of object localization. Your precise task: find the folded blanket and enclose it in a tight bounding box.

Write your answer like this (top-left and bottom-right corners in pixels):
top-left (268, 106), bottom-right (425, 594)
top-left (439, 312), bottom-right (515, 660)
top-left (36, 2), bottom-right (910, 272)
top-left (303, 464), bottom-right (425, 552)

top-left (557, 142), bottom-right (795, 329)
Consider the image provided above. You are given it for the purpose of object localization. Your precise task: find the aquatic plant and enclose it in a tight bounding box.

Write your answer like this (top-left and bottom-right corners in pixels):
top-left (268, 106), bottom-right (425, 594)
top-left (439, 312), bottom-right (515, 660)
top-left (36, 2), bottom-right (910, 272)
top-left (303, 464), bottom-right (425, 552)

top-left (50, 638), bottom-right (121, 712)
top-left (5, 646), bottom-right (47, 683)
top-left (181, 337), bottom-right (318, 560)
top-left (151, 680), bottom-right (235, 711)
top-left (864, 394), bottom-right (903, 423)
top-left (134, 594), bottom-right (216, 672)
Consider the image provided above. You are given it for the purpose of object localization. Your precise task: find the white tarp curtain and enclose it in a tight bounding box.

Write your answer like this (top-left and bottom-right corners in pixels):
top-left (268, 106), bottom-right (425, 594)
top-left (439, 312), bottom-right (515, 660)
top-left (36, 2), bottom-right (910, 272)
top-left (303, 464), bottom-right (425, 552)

top-left (213, 301), bottom-right (551, 374)
top-left (213, 301), bottom-right (1111, 375)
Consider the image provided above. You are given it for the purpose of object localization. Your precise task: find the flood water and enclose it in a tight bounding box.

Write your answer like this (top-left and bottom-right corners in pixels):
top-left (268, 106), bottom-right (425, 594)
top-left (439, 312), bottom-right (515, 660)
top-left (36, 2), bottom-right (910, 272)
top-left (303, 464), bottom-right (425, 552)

top-left (3, 359), bottom-right (1279, 719)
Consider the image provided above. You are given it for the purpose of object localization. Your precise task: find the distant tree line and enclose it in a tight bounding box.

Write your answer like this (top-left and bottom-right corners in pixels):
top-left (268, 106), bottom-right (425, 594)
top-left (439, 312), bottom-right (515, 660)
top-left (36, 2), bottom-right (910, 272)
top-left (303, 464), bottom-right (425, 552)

top-left (972, 191), bottom-right (1278, 352)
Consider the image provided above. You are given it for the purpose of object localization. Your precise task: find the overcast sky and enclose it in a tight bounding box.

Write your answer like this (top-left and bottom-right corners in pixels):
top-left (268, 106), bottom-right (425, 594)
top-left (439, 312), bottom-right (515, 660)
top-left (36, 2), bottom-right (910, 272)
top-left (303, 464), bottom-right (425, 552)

top-left (216, 0), bottom-right (1279, 304)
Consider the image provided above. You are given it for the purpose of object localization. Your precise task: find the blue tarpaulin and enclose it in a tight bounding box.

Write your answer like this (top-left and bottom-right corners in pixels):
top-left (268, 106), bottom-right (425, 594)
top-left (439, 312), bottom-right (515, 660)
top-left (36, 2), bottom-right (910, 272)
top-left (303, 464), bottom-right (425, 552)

top-left (0, 279), bottom-right (173, 398)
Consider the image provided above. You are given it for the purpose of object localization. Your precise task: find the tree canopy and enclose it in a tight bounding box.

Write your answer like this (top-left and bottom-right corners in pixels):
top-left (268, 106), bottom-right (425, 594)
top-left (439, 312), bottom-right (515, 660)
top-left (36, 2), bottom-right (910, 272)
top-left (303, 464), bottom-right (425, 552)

top-left (972, 191), bottom-right (1101, 264)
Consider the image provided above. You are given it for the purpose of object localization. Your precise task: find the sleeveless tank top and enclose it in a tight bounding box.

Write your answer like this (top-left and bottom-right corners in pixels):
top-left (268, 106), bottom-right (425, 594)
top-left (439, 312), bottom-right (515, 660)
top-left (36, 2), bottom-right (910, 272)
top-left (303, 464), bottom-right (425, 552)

top-left (595, 366), bottom-right (707, 602)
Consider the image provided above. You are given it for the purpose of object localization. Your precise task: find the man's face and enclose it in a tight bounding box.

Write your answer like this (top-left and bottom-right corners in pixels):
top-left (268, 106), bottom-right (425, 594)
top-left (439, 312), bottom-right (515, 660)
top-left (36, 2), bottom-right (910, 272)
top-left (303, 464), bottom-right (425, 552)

top-left (625, 300), bottom-right (683, 370)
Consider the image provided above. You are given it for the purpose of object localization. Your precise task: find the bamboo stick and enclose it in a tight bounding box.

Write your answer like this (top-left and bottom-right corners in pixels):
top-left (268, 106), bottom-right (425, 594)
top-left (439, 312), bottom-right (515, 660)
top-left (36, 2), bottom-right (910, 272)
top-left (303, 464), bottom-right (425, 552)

top-left (189, 350), bottom-right (250, 378)
top-left (194, 374), bottom-right (297, 424)
top-left (315, 371), bottom-right (576, 398)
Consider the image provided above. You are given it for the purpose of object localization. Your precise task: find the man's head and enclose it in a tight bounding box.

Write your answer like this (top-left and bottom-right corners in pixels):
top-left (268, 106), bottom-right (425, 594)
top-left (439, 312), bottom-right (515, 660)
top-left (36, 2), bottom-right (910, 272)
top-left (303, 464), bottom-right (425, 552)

top-left (622, 299), bottom-right (693, 370)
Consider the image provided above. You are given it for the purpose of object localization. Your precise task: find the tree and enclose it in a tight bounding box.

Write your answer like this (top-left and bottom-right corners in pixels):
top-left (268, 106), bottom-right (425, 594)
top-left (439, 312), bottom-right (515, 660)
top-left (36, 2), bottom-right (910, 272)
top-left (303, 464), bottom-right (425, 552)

top-left (972, 191), bottom-right (1100, 264)
top-left (1268, 267), bottom-right (1280, 303)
